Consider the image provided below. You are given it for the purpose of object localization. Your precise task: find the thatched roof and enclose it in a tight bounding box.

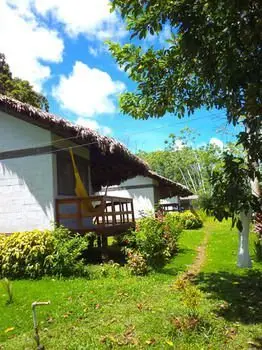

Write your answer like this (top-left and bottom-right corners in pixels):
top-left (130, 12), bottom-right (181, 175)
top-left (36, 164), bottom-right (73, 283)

top-left (148, 170), bottom-right (193, 198)
top-left (0, 94), bottom-right (149, 189)
top-left (0, 94), bottom-right (193, 196)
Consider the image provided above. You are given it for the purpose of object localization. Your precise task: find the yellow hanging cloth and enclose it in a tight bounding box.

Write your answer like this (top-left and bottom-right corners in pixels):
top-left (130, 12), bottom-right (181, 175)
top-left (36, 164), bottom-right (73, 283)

top-left (69, 148), bottom-right (94, 213)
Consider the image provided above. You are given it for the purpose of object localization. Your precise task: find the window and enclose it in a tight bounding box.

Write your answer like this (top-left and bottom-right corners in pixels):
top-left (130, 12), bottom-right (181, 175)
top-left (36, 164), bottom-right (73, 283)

top-left (56, 150), bottom-right (89, 196)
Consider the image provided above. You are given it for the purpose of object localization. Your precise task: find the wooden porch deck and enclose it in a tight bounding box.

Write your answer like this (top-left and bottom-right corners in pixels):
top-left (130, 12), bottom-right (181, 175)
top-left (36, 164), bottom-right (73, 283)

top-left (56, 196), bottom-right (135, 236)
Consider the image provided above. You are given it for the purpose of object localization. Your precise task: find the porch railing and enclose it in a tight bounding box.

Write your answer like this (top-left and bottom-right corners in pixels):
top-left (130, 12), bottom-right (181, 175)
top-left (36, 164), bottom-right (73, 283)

top-left (160, 203), bottom-right (180, 213)
top-left (56, 196), bottom-right (135, 234)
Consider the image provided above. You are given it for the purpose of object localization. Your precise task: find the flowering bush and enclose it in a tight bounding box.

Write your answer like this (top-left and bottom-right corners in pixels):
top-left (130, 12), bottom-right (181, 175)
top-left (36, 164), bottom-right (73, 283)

top-left (126, 249), bottom-right (148, 275)
top-left (122, 215), bottom-right (182, 274)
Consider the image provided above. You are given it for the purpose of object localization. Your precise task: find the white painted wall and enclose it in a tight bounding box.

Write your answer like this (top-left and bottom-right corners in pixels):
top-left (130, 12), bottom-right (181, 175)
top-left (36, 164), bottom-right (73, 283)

top-left (119, 176), bottom-right (156, 187)
top-left (98, 176), bottom-right (158, 218)
top-left (0, 111), bottom-right (55, 232)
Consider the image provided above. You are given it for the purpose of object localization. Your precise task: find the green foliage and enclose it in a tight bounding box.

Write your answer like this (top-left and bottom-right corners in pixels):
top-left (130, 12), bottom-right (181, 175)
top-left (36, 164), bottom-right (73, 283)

top-left (108, 0), bottom-right (262, 169)
top-left (123, 215), bottom-right (182, 271)
top-left (0, 230), bottom-right (54, 278)
top-left (181, 283), bottom-right (203, 316)
top-left (168, 211), bottom-right (203, 230)
top-left (195, 209), bottom-right (208, 223)
top-left (254, 238), bottom-right (262, 262)
top-left (88, 261), bottom-right (129, 280)
top-left (0, 53), bottom-right (49, 110)
top-left (0, 227), bottom-right (90, 279)
top-left (126, 249), bottom-right (149, 275)
top-left (2, 278), bottom-right (13, 304)
top-left (163, 213), bottom-right (183, 252)
top-left (171, 277), bottom-right (211, 337)
top-left (203, 153), bottom-right (261, 228)
top-left (48, 226), bottom-right (90, 277)
top-left (138, 130), bottom-right (222, 195)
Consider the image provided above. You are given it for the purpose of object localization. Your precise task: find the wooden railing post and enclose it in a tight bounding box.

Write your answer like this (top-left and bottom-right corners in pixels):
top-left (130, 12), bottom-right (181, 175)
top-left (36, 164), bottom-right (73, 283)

top-left (102, 235), bottom-right (108, 248)
top-left (112, 200), bottom-right (116, 226)
top-left (122, 202), bottom-right (124, 223)
top-left (102, 202), bottom-right (105, 227)
top-left (131, 200), bottom-right (135, 223)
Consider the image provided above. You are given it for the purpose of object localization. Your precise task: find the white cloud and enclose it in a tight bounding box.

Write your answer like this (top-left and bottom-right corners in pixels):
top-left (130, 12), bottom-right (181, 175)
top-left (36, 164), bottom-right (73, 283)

top-left (172, 139), bottom-right (185, 150)
top-left (75, 117), bottom-right (112, 136)
top-left (33, 0), bottom-right (127, 40)
top-left (53, 61), bottom-right (125, 117)
top-left (0, 0), bottom-right (126, 90)
top-left (210, 137), bottom-right (224, 149)
top-left (88, 47), bottom-right (99, 57)
top-left (0, 0), bottom-right (64, 90)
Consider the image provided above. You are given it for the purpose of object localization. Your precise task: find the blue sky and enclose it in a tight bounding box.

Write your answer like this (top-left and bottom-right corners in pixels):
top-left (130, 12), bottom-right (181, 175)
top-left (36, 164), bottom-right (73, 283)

top-left (0, 0), bottom-right (241, 152)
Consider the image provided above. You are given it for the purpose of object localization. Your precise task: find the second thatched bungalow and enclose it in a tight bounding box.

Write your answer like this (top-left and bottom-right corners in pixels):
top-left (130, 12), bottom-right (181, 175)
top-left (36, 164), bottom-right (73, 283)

top-left (97, 171), bottom-right (192, 218)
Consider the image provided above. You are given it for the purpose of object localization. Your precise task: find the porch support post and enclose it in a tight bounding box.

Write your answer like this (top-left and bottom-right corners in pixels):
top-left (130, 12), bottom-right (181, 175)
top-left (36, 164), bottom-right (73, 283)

top-left (97, 235), bottom-right (102, 248)
top-left (101, 235), bottom-right (108, 248)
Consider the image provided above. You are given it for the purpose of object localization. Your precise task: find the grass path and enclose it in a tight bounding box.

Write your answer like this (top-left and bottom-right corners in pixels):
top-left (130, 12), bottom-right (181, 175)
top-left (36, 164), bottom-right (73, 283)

top-left (182, 224), bottom-right (210, 280)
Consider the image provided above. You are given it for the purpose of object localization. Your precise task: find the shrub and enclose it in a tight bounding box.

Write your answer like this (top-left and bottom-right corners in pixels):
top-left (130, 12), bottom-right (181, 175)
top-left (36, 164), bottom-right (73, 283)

top-left (49, 226), bottom-right (90, 277)
top-left (88, 261), bottom-right (130, 280)
top-left (0, 227), bottom-right (90, 279)
top-left (164, 213), bottom-right (183, 255)
top-left (195, 209), bottom-right (208, 223)
top-left (123, 215), bottom-right (182, 272)
top-left (126, 249), bottom-right (149, 275)
top-left (0, 230), bottom-right (54, 278)
top-left (135, 216), bottom-right (170, 268)
top-left (168, 211), bottom-right (203, 229)
top-left (172, 277), bottom-right (204, 318)
top-left (0, 234), bottom-right (6, 269)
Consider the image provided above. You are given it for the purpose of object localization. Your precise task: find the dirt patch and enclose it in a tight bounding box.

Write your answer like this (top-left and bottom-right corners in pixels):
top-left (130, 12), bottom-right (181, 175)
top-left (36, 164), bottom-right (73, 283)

top-left (182, 230), bottom-right (209, 281)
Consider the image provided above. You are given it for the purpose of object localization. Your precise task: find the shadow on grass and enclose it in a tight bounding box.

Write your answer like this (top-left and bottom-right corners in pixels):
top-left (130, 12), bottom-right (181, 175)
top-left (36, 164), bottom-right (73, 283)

top-left (83, 246), bottom-right (126, 265)
top-left (157, 248), bottom-right (195, 276)
top-left (195, 270), bottom-right (262, 324)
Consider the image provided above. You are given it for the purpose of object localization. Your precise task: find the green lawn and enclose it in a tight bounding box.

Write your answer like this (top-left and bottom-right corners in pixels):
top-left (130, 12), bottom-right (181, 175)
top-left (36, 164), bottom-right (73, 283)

top-left (1, 220), bottom-right (261, 349)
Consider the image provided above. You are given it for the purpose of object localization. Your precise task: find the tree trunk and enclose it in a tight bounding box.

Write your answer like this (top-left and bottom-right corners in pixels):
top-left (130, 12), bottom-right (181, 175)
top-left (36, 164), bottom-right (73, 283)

top-left (237, 210), bottom-right (252, 268)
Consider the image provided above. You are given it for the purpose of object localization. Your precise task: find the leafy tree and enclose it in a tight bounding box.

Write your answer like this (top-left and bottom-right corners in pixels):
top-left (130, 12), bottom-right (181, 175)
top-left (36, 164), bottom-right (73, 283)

top-left (0, 53), bottom-right (49, 111)
top-left (138, 129), bottom-right (222, 195)
top-left (165, 128), bottom-right (222, 194)
top-left (108, 1), bottom-right (262, 267)
top-left (108, 0), bottom-right (261, 161)
top-left (203, 153), bottom-right (260, 267)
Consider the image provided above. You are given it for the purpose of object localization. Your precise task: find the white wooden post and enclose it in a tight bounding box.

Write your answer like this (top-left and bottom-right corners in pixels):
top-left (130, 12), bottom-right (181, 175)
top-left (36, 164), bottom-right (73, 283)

top-left (237, 210), bottom-right (252, 268)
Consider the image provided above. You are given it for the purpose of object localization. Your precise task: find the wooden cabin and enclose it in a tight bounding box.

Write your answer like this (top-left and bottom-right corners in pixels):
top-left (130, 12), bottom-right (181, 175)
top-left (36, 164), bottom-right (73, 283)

top-left (97, 171), bottom-right (192, 218)
top-left (0, 95), bottom-right (150, 237)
